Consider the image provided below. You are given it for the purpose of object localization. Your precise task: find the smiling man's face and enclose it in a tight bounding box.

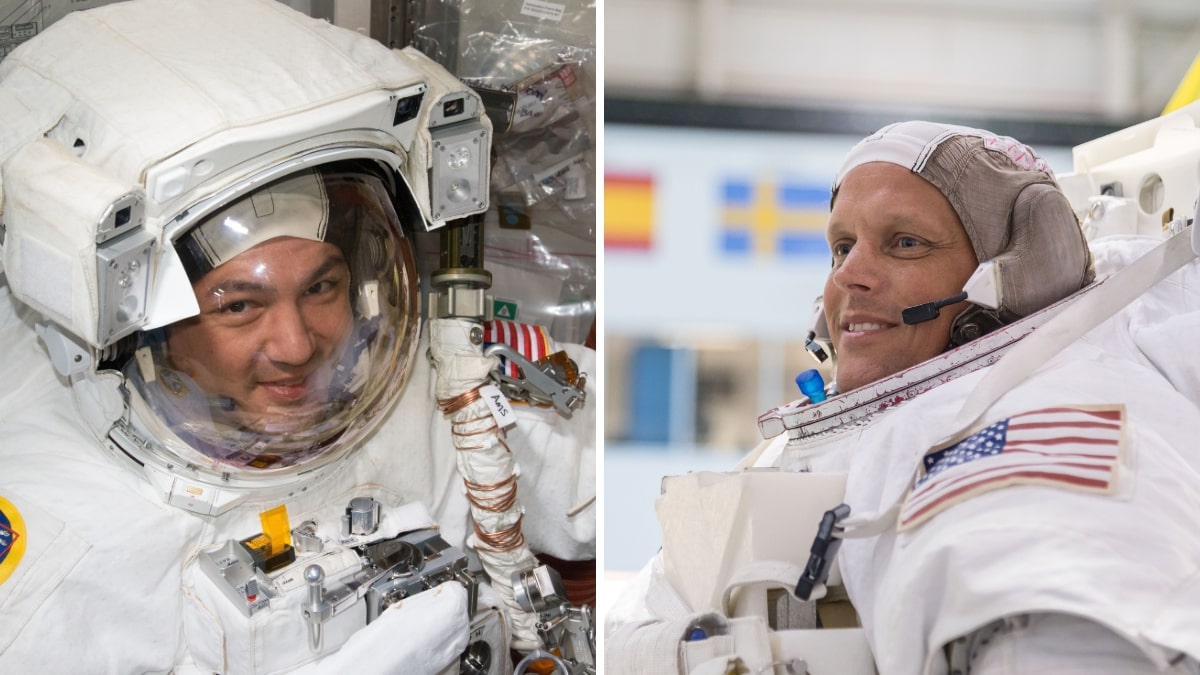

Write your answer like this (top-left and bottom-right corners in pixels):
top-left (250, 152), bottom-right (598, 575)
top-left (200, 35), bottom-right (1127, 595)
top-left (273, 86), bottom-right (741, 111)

top-left (823, 162), bottom-right (979, 394)
top-left (166, 236), bottom-right (353, 432)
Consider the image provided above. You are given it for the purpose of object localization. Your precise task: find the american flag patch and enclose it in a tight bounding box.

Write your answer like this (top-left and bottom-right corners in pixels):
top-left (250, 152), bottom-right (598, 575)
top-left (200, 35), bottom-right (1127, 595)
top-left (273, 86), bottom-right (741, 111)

top-left (483, 319), bottom-right (554, 378)
top-left (898, 406), bottom-right (1125, 530)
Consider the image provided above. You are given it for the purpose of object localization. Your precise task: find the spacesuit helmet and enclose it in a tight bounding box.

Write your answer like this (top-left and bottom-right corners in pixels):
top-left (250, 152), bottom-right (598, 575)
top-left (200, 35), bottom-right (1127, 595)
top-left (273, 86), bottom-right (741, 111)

top-left (0, 0), bottom-right (494, 514)
top-left (123, 160), bottom-right (420, 475)
top-left (831, 120), bottom-right (1095, 346)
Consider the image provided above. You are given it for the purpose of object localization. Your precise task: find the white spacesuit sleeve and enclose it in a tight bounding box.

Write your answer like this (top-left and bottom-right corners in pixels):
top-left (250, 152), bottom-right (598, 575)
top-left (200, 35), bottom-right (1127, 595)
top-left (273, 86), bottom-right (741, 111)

top-left (606, 553), bottom-right (689, 629)
top-left (605, 554), bottom-right (684, 672)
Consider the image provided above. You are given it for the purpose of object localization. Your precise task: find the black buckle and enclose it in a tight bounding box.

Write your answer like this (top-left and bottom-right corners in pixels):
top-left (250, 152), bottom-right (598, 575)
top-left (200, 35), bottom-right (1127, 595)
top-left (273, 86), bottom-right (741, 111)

top-left (794, 503), bottom-right (851, 601)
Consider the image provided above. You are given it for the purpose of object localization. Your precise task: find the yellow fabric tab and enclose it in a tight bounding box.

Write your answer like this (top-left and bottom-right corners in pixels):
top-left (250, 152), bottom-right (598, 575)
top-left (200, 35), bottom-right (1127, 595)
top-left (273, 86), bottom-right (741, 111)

top-left (259, 504), bottom-right (291, 555)
top-left (242, 533), bottom-right (271, 554)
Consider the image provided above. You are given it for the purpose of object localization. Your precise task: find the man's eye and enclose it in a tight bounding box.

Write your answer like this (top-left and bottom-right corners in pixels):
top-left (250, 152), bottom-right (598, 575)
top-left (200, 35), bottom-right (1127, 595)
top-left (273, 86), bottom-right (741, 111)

top-left (307, 280), bottom-right (336, 295)
top-left (897, 236), bottom-right (921, 248)
top-left (221, 300), bottom-right (248, 313)
top-left (832, 242), bottom-right (852, 256)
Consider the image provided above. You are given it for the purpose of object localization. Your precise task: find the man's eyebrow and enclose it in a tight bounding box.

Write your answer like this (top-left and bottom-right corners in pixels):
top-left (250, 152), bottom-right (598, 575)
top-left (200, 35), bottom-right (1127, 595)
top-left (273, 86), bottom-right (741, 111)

top-left (206, 277), bottom-right (270, 296)
top-left (304, 253), bottom-right (349, 286)
top-left (825, 220), bottom-right (850, 241)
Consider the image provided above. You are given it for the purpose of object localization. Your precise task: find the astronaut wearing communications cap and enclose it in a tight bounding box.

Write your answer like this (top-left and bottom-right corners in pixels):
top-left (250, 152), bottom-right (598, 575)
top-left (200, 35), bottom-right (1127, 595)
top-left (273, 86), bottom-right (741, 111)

top-left (607, 121), bottom-right (1200, 674)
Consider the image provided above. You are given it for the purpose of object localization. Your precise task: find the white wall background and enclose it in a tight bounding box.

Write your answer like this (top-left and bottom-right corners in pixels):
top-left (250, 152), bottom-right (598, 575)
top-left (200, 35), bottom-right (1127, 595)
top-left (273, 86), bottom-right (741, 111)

top-left (606, 0), bottom-right (1200, 122)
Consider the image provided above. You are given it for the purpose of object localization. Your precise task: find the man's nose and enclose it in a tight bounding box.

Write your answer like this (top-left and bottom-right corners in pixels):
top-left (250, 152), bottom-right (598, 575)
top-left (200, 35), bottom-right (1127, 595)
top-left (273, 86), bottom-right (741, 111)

top-left (830, 244), bottom-right (881, 293)
top-left (263, 302), bottom-right (317, 366)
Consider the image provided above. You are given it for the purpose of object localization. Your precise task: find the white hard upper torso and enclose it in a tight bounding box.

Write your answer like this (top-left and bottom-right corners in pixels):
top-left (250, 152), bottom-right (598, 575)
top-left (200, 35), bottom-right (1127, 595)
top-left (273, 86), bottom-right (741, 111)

top-left (606, 236), bottom-right (1200, 675)
top-left (0, 281), bottom-right (596, 673)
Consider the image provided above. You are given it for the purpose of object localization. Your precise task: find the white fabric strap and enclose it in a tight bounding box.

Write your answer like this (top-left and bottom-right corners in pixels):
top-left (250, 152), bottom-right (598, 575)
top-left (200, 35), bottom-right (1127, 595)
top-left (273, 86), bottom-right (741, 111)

top-left (681, 616), bottom-right (774, 675)
top-left (947, 227), bottom-right (1196, 439)
top-left (839, 502), bottom-right (902, 539)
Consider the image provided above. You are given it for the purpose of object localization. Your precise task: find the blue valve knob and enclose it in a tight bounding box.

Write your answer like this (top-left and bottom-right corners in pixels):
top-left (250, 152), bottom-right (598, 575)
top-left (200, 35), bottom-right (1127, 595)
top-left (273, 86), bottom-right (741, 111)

top-left (795, 369), bottom-right (826, 403)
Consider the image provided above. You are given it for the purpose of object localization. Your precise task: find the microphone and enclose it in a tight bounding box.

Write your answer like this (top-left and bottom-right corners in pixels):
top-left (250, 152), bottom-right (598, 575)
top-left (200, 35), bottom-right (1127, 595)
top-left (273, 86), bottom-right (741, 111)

top-left (902, 292), bottom-right (968, 325)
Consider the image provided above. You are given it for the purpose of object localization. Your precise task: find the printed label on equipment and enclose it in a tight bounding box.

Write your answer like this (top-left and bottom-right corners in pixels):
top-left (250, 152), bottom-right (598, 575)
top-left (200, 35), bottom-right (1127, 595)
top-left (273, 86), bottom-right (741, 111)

top-left (480, 384), bottom-right (517, 429)
top-left (521, 0), bottom-right (565, 21)
top-left (493, 299), bottom-right (518, 320)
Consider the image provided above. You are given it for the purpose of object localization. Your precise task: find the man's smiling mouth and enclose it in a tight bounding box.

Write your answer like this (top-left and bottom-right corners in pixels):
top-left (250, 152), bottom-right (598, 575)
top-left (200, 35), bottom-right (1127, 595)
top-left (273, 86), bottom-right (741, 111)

top-left (846, 322), bottom-right (889, 332)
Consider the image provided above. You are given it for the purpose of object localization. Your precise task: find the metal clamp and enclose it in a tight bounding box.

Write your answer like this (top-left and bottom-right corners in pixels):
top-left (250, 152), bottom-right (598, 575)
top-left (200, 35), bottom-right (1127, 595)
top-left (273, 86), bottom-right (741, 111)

top-left (513, 565), bottom-right (596, 674)
top-left (484, 343), bottom-right (586, 417)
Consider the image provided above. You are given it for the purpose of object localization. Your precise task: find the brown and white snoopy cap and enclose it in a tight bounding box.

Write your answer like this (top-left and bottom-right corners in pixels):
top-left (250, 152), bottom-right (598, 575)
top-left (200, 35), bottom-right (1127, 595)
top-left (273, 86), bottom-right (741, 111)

top-left (833, 120), bottom-right (1094, 322)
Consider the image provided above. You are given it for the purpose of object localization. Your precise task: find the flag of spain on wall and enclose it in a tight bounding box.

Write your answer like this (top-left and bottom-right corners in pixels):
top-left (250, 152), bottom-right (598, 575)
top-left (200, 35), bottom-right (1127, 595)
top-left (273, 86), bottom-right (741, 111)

top-left (721, 178), bottom-right (830, 258)
top-left (605, 173), bottom-right (654, 250)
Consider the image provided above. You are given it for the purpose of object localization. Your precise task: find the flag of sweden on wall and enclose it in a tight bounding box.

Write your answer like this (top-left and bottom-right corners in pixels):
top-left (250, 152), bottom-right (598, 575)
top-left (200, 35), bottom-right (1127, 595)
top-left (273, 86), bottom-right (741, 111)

top-left (720, 178), bottom-right (830, 258)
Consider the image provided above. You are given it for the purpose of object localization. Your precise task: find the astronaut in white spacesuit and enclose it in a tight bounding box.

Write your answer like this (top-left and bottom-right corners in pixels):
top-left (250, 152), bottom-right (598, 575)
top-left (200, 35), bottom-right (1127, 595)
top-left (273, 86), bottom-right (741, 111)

top-left (607, 119), bottom-right (1200, 674)
top-left (0, 1), bottom-right (594, 674)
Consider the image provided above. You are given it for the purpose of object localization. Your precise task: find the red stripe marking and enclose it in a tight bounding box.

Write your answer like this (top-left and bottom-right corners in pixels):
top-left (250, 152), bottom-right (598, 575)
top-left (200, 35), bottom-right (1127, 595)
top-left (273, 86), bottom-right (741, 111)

top-left (904, 470), bottom-right (1112, 525)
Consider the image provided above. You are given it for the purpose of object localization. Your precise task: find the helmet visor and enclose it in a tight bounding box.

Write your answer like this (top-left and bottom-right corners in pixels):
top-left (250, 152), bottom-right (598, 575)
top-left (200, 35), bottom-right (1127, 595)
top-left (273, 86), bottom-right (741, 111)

top-left (126, 164), bottom-right (419, 474)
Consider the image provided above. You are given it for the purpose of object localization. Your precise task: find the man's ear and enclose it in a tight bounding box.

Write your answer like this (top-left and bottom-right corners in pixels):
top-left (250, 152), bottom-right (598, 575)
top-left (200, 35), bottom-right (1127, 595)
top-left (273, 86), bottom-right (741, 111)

top-left (995, 183), bottom-right (1093, 319)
